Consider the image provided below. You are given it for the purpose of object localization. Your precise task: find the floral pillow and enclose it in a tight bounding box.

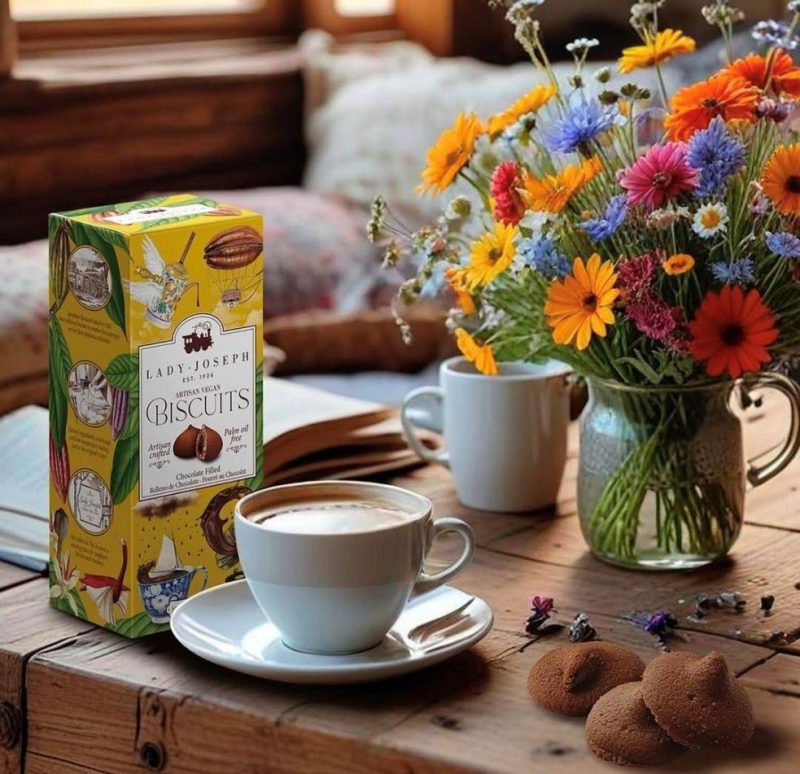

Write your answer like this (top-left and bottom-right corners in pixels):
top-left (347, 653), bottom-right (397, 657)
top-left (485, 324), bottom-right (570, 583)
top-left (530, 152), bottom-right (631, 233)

top-left (198, 187), bottom-right (383, 316)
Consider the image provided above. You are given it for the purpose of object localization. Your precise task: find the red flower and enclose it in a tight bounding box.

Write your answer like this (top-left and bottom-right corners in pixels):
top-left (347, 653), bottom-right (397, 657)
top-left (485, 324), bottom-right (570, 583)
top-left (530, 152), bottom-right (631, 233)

top-left (617, 252), bottom-right (660, 301)
top-left (490, 161), bottom-right (525, 225)
top-left (627, 292), bottom-right (678, 343)
top-left (689, 286), bottom-right (778, 378)
top-left (723, 51), bottom-right (800, 98)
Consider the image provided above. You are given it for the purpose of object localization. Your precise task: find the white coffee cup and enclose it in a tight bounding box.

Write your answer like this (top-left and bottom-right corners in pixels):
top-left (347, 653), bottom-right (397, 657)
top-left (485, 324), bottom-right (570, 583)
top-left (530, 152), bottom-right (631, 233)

top-left (234, 480), bottom-right (475, 655)
top-left (401, 357), bottom-right (573, 513)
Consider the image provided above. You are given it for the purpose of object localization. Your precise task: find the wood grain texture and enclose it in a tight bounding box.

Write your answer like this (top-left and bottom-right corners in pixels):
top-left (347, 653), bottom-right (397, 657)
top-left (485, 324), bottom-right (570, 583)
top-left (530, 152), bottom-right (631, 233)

top-left (0, 42), bottom-right (304, 245)
top-left (2, 395), bottom-right (800, 772)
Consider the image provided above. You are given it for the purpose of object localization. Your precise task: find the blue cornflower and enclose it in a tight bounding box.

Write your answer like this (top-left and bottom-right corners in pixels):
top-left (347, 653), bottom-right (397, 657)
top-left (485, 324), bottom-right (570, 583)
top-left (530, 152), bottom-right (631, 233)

top-left (766, 231), bottom-right (800, 259)
top-left (518, 237), bottom-right (571, 279)
top-left (686, 117), bottom-right (745, 199)
top-left (580, 195), bottom-right (628, 241)
top-left (711, 259), bottom-right (755, 285)
top-left (544, 95), bottom-right (619, 154)
top-left (752, 20), bottom-right (798, 50)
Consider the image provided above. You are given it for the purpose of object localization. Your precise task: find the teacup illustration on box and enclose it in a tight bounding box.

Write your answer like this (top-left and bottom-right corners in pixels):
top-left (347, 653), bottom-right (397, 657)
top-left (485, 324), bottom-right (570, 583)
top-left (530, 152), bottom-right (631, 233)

top-left (138, 535), bottom-right (207, 624)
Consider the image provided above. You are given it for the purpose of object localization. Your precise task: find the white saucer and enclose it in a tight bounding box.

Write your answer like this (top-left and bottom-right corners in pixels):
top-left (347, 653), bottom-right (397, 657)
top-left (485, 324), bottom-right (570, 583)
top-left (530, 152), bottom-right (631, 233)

top-left (170, 580), bottom-right (493, 684)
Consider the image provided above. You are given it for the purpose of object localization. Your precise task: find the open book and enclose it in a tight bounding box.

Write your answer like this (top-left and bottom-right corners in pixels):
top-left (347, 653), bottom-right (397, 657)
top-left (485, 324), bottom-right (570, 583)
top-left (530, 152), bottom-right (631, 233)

top-left (263, 377), bottom-right (434, 486)
top-left (0, 380), bottom-right (434, 568)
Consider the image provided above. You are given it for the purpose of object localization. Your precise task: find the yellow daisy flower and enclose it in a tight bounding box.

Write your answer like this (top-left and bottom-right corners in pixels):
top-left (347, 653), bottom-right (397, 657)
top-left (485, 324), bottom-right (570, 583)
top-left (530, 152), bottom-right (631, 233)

top-left (544, 254), bottom-right (619, 351)
top-left (762, 143), bottom-right (800, 216)
top-left (619, 29), bottom-right (696, 75)
top-left (455, 329), bottom-right (498, 376)
top-left (662, 253), bottom-right (695, 276)
top-left (521, 156), bottom-right (602, 214)
top-left (487, 84), bottom-right (557, 137)
top-left (418, 112), bottom-right (484, 195)
top-left (464, 222), bottom-right (518, 288)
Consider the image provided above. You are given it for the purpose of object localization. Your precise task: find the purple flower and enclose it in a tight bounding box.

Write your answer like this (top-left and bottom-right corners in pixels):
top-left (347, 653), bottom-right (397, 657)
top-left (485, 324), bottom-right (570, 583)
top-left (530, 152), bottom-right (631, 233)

top-left (617, 252), bottom-right (659, 300)
top-left (545, 95), bottom-right (619, 154)
top-left (626, 292), bottom-right (678, 343)
top-left (766, 231), bottom-right (800, 259)
top-left (752, 19), bottom-right (798, 50)
top-left (525, 595), bottom-right (555, 635)
top-left (711, 259), bottom-right (755, 285)
top-left (580, 195), bottom-right (628, 241)
top-left (686, 117), bottom-right (745, 199)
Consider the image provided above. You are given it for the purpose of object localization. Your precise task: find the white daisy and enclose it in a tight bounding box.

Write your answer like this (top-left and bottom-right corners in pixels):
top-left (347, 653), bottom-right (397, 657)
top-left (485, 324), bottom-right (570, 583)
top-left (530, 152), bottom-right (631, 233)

top-left (692, 203), bottom-right (728, 239)
top-left (566, 37), bottom-right (599, 53)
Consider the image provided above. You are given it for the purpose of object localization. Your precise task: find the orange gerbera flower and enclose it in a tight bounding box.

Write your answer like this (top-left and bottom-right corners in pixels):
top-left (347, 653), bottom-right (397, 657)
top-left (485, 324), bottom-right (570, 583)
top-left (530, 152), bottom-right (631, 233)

top-left (618, 29), bottom-right (696, 75)
top-left (521, 156), bottom-right (602, 214)
top-left (761, 143), bottom-right (800, 216)
top-left (545, 254), bottom-right (619, 351)
top-left (664, 74), bottom-right (758, 142)
top-left (455, 329), bottom-right (498, 375)
top-left (446, 267), bottom-right (476, 315)
top-left (689, 286), bottom-right (778, 378)
top-left (418, 112), bottom-right (484, 195)
top-left (722, 51), bottom-right (800, 98)
top-left (487, 84), bottom-right (556, 137)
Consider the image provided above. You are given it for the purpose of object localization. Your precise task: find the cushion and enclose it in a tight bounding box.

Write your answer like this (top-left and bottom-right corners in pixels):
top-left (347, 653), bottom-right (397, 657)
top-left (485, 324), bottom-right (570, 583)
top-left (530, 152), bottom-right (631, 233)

top-left (0, 240), bottom-right (49, 415)
top-left (299, 31), bottom-right (685, 228)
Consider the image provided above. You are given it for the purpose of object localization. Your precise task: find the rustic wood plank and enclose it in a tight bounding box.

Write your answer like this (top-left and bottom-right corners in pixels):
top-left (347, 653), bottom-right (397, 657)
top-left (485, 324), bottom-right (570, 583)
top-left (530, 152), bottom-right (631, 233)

top-left (0, 579), bottom-right (96, 773)
top-left (0, 561), bottom-right (39, 592)
top-left (741, 654), bottom-right (800, 697)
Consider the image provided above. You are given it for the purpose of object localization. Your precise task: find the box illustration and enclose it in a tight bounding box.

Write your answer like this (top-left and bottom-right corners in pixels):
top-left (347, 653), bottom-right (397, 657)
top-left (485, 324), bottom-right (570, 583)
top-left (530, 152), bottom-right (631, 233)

top-left (48, 194), bottom-right (264, 637)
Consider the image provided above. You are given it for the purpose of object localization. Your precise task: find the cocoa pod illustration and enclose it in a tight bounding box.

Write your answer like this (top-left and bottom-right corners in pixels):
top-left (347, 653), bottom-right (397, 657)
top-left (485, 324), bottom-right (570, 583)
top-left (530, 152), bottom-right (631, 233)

top-left (50, 222), bottom-right (71, 310)
top-left (49, 436), bottom-right (70, 502)
top-left (203, 226), bottom-right (262, 269)
top-left (110, 385), bottom-right (129, 439)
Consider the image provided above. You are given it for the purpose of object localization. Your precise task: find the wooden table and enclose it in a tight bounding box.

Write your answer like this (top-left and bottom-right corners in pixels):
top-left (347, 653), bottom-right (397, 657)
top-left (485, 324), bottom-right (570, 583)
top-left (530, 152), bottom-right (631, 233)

top-left (2, 398), bottom-right (800, 773)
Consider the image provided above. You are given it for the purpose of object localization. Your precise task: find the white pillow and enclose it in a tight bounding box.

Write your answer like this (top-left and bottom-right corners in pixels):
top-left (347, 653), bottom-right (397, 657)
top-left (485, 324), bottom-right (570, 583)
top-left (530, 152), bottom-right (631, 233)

top-left (300, 30), bottom-right (682, 227)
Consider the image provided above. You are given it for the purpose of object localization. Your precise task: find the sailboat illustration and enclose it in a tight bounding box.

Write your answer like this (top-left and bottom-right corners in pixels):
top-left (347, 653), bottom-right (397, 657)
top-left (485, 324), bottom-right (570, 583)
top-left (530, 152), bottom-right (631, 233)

top-left (80, 539), bottom-right (129, 624)
top-left (138, 535), bottom-right (207, 623)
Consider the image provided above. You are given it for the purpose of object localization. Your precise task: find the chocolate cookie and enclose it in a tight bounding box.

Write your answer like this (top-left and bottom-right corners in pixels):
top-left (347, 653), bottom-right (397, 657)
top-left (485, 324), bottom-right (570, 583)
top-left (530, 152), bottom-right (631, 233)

top-left (528, 642), bottom-right (646, 716)
top-left (586, 682), bottom-right (686, 767)
top-left (641, 651), bottom-right (754, 749)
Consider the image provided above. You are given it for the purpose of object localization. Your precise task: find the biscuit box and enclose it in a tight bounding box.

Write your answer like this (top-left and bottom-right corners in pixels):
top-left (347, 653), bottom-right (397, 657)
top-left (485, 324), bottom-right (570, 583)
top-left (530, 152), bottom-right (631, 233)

top-left (48, 194), bottom-right (264, 637)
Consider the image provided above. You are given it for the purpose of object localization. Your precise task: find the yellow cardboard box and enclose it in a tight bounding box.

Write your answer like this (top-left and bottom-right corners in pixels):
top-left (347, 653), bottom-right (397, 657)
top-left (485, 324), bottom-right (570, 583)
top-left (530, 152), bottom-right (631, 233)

top-left (48, 194), bottom-right (263, 636)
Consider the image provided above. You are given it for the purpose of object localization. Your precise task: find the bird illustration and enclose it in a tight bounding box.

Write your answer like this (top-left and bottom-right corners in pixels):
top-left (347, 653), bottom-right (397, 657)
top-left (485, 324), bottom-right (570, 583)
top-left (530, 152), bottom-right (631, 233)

top-left (80, 538), bottom-right (130, 624)
top-left (124, 234), bottom-right (199, 328)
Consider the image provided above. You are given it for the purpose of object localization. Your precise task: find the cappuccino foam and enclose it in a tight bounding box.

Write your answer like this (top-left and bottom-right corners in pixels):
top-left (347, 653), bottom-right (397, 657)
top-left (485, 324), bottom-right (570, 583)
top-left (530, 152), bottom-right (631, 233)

top-left (250, 499), bottom-right (413, 535)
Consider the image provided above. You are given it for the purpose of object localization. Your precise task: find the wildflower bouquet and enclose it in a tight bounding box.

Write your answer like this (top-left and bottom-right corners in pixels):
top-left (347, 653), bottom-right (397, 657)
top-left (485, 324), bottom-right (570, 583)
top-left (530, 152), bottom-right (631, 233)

top-left (370, 0), bottom-right (800, 569)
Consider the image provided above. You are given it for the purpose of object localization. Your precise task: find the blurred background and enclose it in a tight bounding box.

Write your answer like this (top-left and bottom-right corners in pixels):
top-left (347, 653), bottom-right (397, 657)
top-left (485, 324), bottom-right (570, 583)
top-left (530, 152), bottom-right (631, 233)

top-left (0, 0), bottom-right (788, 413)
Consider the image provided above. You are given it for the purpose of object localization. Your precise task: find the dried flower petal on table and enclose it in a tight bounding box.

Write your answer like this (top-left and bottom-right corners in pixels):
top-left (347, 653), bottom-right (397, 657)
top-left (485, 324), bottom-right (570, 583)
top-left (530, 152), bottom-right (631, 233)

top-left (525, 595), bottom-right (555, 635)
top-left (568, 613), bottom-right (598, 643)
top-left (760, 594), bottom-right (775, 614)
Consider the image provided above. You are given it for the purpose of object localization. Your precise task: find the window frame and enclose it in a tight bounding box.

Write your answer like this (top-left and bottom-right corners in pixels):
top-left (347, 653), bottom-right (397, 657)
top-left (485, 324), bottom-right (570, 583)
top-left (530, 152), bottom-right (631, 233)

top-left (14, 0), bottom-right (299, 52)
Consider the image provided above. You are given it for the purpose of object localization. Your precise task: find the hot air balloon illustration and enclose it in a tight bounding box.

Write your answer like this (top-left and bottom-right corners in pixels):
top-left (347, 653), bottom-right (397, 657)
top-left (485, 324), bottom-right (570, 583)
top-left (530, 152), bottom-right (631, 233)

top-left (202, 226), bottom-right (263, 308)
top-left (126, 233), bottom-right (200, 328)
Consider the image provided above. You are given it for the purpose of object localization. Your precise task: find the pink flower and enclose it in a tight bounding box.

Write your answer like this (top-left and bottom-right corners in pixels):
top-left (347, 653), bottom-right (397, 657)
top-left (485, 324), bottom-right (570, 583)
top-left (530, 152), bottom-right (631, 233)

top-left (617, 252), bottom-right (660, 301)
top-left (619, 143), bottom-right (699, 211)
top-left (490, 161), bottom-right (525, 225)
top-left (627, 292), bottom-right (678, 343)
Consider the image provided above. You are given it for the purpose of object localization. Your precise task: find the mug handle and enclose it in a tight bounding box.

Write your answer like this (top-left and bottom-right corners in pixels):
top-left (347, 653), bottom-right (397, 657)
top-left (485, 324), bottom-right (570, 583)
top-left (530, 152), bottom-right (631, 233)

top-left (414, 517), bottom-right (475, 595)
top-left (400, 386), bottom-right (450, 468)
top-left (745, 373), bottom-right (800, 487)
top-left (190, 565), bottom-right (209, 593)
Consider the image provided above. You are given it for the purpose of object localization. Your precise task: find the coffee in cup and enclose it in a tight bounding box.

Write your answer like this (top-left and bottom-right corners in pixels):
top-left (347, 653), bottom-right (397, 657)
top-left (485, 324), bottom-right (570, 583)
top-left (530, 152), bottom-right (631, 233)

top-left (235, 481), bottom-right (475, 654)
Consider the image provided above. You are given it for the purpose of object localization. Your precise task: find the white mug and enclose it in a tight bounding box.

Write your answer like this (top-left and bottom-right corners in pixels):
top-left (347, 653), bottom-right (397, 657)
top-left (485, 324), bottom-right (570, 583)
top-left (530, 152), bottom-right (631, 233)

top-left (234, 480), bottom-right (475, 654)
top-left (401, 357), bottom-right (573, 513)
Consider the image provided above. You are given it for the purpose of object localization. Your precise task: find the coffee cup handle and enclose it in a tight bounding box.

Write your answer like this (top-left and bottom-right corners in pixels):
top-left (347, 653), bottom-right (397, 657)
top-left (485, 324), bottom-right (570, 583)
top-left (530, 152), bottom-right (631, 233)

top-left (191, 565), bottom-right (208, 593)
top-left (400, 386), bottom-right (450, 468)
top-left (414, 517), bottom-right (475, 595)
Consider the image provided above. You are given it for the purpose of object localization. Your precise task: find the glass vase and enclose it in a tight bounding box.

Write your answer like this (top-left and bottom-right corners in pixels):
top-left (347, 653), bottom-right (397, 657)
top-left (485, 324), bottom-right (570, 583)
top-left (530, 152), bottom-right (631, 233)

top-left (578, 374), bottom-right (800, 570)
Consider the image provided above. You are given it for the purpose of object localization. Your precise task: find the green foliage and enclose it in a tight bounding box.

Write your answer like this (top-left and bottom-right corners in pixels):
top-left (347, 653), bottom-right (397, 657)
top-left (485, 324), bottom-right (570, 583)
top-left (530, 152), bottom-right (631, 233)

top-left (48, 317), bottom-right (71, 449)
top-left (110, 434), bottom-right (138, 504)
